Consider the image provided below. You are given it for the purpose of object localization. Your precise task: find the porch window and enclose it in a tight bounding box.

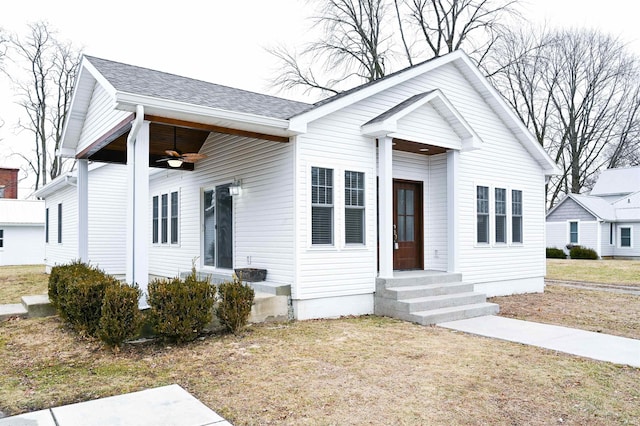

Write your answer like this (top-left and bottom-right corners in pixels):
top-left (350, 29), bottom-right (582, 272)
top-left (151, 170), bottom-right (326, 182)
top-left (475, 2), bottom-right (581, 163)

top-left (345, 171), bottom-right (365, 244)
top-left (569, 221), bottom-right (578, 244)
top-left (312, 167), bottom-right (333, 245)
top-left (153, 191), bottom-right (179, 245)
top-left (620, 227), bottom-right (631, 247)
top-left (152, 196), bottom-right (159, 244)
top-left (171, 191), bottom-right (179, 244)
top-left (45, 208), bottom-right (49, 244)
top-left (476, 186), bottom-right (489, 243)
top-left (512, 190), bottom-right (523, 243)
top-left (495, 188), bottom-right (506, 243)
top-left (161, 194), bottom-right (168, 243)
top-left (0, 229), bottom-right (3, 248)
top-left (57, 203), bottom-right (62, 244)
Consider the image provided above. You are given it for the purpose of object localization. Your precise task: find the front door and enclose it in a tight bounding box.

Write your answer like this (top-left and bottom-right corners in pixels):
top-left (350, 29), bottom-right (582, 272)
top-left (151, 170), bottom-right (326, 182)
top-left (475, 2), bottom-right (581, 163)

top-left (203, 185), bottom-right (233, 269)
top-left (393, 180), bottom-right (423, 270)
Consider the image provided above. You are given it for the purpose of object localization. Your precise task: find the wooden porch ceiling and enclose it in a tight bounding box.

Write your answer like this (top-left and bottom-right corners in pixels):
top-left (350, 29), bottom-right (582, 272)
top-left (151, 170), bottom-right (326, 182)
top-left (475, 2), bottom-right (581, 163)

top-left (391, 138), bottom-right (448, 156)
top-left (82, 116), bottom-right (290, 170)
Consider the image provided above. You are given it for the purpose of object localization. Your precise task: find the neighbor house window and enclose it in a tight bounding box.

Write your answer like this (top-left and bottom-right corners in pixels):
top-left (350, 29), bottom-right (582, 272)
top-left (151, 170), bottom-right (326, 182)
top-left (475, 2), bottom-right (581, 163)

top-left (476, 186), bottom-right (489, 243)
top-left (311, 167), bottom-right (333, 245)
top-left (0, 229), bottom-right (3, 248)
top-left (45, 208), bottom-right (49, 244)
top-left (57, 203), bottom-right (62, 244)
top-left (620, 227), bottom-right (631, 247)
top-left (0, 186), bottom-right (4, 198)
top-left (569, 221), bottom-right (578, 244)
top-left (153, 191), bottom-right (179, 245)
top-left (171, 191), bottom-right (179, 244)
top-left (495, 188), bottom-right (506, 243)
top-left (152, 196), bottom-right (159, 244)
top-left (610, 223), bottom-right (614, 245)
top-left (345, 171), bottom-right (365, 244)
top-left (512, 190), bottom-right (523, 243)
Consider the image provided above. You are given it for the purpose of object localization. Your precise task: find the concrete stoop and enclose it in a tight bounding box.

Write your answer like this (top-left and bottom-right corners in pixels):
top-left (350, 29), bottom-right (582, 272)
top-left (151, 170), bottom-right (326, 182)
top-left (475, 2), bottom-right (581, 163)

top-left (374, 272), bottom-right (499, 325)
top-left (0, 294), bottom-right (55, 321)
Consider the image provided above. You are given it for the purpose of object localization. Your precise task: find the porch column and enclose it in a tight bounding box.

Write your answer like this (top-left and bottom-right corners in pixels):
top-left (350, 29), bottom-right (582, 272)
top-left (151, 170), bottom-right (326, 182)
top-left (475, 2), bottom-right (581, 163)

top-left (126, 120), bottom-right (150, 304)
top-left (447, 150), bottom-right (459, 273)
top-left (77, 159), bottom-right (89, 263)
top-left (378, 136), bottom-right (394, 278)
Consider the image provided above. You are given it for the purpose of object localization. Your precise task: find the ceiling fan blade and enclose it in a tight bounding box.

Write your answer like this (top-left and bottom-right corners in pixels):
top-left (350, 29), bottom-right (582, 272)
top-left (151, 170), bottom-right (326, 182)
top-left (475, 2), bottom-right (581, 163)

top-left (165, 150), bottom-right (181, 157)
top-left (155, 157), bottom-right (171, 163)
top-left (182, 153), bottom-right (207, 161)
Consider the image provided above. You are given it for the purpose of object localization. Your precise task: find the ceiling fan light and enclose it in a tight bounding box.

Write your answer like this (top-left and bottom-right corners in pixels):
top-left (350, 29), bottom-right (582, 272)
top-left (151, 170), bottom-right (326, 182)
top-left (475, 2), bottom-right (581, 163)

top-left (167, 158), bottom-right (183, 168)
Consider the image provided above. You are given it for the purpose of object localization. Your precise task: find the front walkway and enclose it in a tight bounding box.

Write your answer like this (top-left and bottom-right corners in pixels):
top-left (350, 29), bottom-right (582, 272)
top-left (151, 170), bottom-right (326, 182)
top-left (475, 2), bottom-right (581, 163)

top-left (0, 384), bottom-right (232, 426)
top-left (439, 315), bottom-right (640, 368)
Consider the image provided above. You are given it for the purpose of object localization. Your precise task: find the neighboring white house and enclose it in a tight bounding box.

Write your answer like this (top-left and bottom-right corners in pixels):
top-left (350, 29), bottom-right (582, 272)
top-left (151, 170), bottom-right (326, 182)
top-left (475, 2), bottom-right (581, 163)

top-left (52, 50), bottom-right (557, 322)
top-left (0, 199), bottom-right (45, 266)
top-left (546, 166), bottom-right (640, 259)
top-left (33, 163), bottom-right (128, 275)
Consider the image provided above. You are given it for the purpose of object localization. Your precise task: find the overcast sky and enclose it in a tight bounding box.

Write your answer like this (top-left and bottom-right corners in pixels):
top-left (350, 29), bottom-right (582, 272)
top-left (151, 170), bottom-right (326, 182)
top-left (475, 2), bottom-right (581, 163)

top-left (2, 0), bottom-right (639, 197)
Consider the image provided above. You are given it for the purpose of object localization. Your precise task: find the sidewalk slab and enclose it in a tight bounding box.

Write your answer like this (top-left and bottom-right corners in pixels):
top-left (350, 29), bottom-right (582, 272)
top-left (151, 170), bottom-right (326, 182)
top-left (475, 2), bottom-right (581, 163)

top-left (0, 384), bottom-right (232, 426)
top-left (439, 315), bottom-right (640, 368)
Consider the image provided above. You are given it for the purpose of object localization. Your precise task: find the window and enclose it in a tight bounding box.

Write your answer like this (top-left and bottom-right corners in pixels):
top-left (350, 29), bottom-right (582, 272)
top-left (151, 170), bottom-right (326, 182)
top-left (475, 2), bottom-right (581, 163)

top-left (345, 171), bottom-right (365, 244)
top-left (153, 191), bottom-right (179, 245)
top-left (57, 203), bottom-right (62, 244)
top-left (0, 186), bottom-right (4, 198)
top-left (569, 221), bottom-right (578, 244)
top-left (152, 196), bottom-right (159, 244)
top-left (621, 227), bottom-right (631, 247)
top-left (476, 186), bottom-right (489, 243)
top-left (45, 208), bottom-right (49, 244)
top-left (0, 229), bottom-right (3, 248)
top-left (311, 167), bottom-right (333, 245)
top-left (512, 190), bottom-right (523, 243)
top-left (610, 223), bottom-right (614, 245)
top-left (495, 188), bottom-right (506, 243)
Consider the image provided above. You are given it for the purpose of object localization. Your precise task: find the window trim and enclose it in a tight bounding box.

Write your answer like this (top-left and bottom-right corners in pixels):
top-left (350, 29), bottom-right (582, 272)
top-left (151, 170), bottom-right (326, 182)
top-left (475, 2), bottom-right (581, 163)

top-left (619, 226), bottom-right (632, 248)
top-left (568, 220), bottom-right (579, 245)
top-left (344, 170), bottom-right (365, 245)
top-left (495, 187), bottom-right (507, 244)
top-left (511, 189), bottom-right (523, 244)
top-left (152, 190), bottom-right (180, 246)
top-left (476, 185), bottom-right (490, 245)
top-left (311, 166), bottom-right (334, 246)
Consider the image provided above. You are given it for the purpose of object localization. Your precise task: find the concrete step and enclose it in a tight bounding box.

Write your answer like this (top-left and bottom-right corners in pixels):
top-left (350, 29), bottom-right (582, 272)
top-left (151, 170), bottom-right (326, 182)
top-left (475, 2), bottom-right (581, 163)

top-left (381, 282), bottom-right (474, 300)
top-left (376, 272), bottom-right (462, 289)
top-left (397, 292), bottom-right (487, 313)
top-left (0, 303), bottom-right (28, 321)
top-left (22, 295), bottom-right (56, 318)
top-left (410, 302), bottom-right (500, 325)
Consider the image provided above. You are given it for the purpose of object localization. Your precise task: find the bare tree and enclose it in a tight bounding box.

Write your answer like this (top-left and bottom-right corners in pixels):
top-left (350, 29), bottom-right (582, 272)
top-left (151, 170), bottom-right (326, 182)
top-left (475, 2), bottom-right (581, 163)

top-left (6, 22), bottom-right (81, 190)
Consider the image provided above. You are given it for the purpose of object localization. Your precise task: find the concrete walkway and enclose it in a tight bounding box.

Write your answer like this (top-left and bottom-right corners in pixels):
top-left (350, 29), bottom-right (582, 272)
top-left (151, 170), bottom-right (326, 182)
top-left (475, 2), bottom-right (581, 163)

top-left (0, 384), bottom-right (232, 426)
top-left (439, 315), bottom-right (640, 368)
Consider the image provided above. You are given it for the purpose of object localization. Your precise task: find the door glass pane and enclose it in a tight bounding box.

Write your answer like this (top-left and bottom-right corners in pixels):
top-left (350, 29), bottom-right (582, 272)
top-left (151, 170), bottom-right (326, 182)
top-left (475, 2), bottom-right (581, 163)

top-left (398, 189), bottom-right (405, 215)
top-left (406, 189), bottom-right (414, 215)
top-left (203, 190), bottom-right (215, 267)
top-left (216, 185), bottom-right (233, 269)
top-left (405, 216), bottom-right (414, 242)
top-left (398, 217), bottom-right (406, 242)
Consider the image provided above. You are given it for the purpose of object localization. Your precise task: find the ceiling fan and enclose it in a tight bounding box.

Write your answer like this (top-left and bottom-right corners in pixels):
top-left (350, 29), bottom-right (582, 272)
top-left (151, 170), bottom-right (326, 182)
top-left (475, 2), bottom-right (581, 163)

top-left (156, 126), bottom-right (207, 168)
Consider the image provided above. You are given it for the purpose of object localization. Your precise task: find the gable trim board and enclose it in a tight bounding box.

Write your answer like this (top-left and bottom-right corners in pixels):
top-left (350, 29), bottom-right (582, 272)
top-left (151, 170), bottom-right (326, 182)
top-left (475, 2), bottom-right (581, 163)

top-left (50, 49), bottom-right (556, 321)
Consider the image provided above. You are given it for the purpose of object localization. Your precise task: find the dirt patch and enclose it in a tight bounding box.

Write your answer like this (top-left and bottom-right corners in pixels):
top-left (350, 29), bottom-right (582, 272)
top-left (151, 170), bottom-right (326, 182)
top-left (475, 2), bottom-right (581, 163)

top-left (1, 316), bottom-right (638, 425)
top-left (0, 265), bottom-right (48, 304)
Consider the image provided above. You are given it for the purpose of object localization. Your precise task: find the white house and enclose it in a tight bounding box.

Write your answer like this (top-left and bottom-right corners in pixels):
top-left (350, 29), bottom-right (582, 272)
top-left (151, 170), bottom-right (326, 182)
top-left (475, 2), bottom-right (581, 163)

top-left (546, 167), bottom-right (640, 259)
top-left (33, 163), bottom-right (128, 275)
top-left (0, 199), bottom-right (45, 266)
top-left (53, 50), bottom-right (557, 323)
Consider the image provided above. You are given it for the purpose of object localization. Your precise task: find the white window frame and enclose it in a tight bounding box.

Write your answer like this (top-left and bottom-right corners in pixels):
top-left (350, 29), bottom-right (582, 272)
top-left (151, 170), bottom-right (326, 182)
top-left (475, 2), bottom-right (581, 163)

top-left (568, 220), bottom-right (579, 245)
top-left (476, 185), bottom-right (490, 245)
top-left (495, 187), bottom-right (507, 244)
top-left (344, 170), bottom-right (365, 245)
top-left (152, 189), bottom-right (180, 246)
top-left (619, 226), bottom-right (632, 248)
top-left (311, 166), bottom-right (335, 246)
top-left (511, 189), bottom-right (523, 245)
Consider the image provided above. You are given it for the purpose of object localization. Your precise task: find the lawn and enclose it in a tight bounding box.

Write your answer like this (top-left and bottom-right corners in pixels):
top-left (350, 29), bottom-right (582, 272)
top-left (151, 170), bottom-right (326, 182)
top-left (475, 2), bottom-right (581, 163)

top-left (546, 259), bottom-right (640, 286)
top-left (1, 316), bottom-right (638, 425)
top-left (0, 265), bottom-right (48, 304)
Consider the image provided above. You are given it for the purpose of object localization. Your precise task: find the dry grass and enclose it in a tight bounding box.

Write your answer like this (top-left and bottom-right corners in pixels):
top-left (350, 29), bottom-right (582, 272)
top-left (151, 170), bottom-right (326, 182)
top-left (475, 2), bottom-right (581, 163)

top-left (546, 259), bottom-right (640, 286)
top-left (1, 315), bottom-right (639, 425)
top-left (0, 265), bottom-right (48, 304)
top-left (490, 285), bottom-right (640, 340)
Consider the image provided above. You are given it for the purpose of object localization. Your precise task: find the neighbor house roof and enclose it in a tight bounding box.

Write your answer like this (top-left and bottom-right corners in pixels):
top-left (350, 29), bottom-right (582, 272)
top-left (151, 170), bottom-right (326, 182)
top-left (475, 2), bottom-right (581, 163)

top-left (0, 199), bottom-right (45, 225)
top-left (589, 166), bottom-right (640, 196)
top-left (569, 194), bottom-right (617, 221)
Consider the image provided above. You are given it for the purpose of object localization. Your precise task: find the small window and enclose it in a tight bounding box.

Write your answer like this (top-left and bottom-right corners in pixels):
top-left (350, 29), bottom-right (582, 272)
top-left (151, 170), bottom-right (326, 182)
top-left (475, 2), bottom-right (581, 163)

top-left (153, 192), bottom-right (179, 245)
top-left (0, 229), bottom-right (4, 248)
top-left (512, 190), bottom-right (523, 243)
top-left (569, 221), bottom-right (578, 244)
top-left (345, 171), bottom-right (365, 244)
top-left (620, 227), bottom-right (631, 247)
top-left (171, 191), bottom-right (179, 244)
top-left (476, 186), bottom-right (489, 243)
top-left (495, 188), bottom-right (506, 243)
top-left (45, 208), bottom-right (49, 244)
top-left (311, 167), bottom-right (333, 245)
top-left (152, 196), bottom-right (159, 244)
top-left (0, 186), bottom-right (5, 198)
top-left (57, 203), bottom-right (62, 244)
top-left (161, 194), bottom-right (168, 244)
top-left (610, 223), bottom-right (614, 245)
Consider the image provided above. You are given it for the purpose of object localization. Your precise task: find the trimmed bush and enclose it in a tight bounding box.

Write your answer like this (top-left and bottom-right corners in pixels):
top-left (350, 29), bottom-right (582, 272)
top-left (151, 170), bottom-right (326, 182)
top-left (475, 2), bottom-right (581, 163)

top-left (147, 270), bottom-right (216, 343)
top-left (570, 246), bottom-right (599, 260)
top-left (98, 282), bottom-right (143, 347)
top-left (216, 275), bottom-right (255, 335)
top-left (546, 247), bottom-right (567, 259)
top-left (48, 260), bottom-right (90, 314)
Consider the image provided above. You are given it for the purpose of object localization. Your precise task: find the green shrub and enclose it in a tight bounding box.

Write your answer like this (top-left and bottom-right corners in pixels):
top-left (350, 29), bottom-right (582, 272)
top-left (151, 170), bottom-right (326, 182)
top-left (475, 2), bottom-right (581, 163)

top-left (216, 275), bottom-right (255, 335)
top-left (546, 247), bottom-right (567, 259)
top-left (98, 282), bottom-right (142, 347)
top-left (147, 270), bottom-right (216, 343)
top-left (48, 260), bottom-right (90, 314)
top-left (569, 246), bottom-right (599, 260)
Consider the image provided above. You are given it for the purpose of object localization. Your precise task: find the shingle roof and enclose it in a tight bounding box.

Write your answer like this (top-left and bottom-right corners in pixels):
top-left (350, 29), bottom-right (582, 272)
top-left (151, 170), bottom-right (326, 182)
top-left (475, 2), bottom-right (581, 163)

top-left (571, 194), bottom-right (617, 221)
top-left (85, 56), bottom-right (313, 120)
top-left (589, 166), bottom-right (640, 196)
top-left (363, 92), bottom-right (434, 125)
top-left (0, 199), bottom-right (45, 225)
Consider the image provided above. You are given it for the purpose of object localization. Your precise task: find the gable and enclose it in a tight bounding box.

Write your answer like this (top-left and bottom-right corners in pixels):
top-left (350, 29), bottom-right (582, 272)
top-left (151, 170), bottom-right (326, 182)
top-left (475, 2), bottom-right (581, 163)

top-left (547, 197), bottom-right (597, 222)
top-left (613, 191), bottom-right (640, 222)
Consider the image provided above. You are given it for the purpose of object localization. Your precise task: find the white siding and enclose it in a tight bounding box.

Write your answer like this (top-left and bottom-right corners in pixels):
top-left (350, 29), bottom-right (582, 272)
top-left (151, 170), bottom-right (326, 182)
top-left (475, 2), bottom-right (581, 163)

top-left (77, 83), bottom-right (130, 155)
top-left (0, 226), bottom-right (45, 266)
top-left (545, 220), bottom-right (600, 256)
top-left (44, 185), bottom-right (78, 269)
top-left (600, 222), bottom-right (614, 257)
top-left (546, 222), bottom-right (567, 252)
top-left (148, 133), bottom-right (295, 285)
top-left (391, 104), bottom-right (461, 150)
top-left (613, 223), bottom-right (640, 258)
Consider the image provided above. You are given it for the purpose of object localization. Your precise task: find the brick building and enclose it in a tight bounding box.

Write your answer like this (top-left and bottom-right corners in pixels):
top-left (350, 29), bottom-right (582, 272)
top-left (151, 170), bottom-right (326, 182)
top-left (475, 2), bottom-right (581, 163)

top-left (0, 168), bottom-right (19, 199)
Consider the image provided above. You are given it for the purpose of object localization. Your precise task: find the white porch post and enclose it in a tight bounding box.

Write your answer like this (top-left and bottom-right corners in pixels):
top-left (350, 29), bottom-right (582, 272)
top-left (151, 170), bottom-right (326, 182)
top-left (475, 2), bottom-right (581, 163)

top-left (378, 136), bottom-right (394, 278)
top-left (77, 159), bottom-right (89, 263)
top-left (126, 120), bottom-right (150, 304)
top-left (447, 150), bottom-right (459, 273)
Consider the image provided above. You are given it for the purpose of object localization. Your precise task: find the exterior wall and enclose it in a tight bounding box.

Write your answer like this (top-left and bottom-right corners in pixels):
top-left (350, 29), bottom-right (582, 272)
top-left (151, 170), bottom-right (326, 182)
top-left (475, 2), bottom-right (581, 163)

top-left (600, 222), bottom-right (614, 257)
top-left (0, 168), bottom-right (19, 199)
top-left (0, 225), bottom-right (44, 265)
top-left (613, 222), bottom-right (639, 258)
top-left (44, 184), bottom-right (78, 269)
top-left (148, 133), bottom-right (295, 285)
top-left (547, 198), bottom-right (596, 222)
top-left (545, 220), bottom-right (600, 256)
top-left (392, 104), bottom-right (461, 151)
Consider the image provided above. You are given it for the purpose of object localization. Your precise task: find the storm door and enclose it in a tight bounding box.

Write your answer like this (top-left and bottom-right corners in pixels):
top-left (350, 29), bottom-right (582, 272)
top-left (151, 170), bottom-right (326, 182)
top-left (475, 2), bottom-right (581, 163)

top-left (203, 184), bottom-right (233, 269)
